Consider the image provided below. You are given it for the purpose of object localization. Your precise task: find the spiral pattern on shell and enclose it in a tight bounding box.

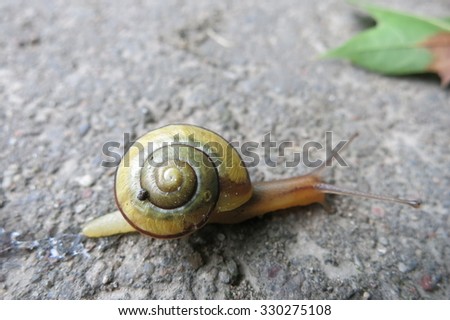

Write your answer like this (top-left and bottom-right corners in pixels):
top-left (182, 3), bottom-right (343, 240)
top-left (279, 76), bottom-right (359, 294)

top-left (114, 124), bottom-right (252, 238)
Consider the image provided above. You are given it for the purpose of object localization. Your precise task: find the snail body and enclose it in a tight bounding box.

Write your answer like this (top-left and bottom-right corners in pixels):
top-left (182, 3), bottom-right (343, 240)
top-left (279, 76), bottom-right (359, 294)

top-left (82, 124), bottom-right (421, 239)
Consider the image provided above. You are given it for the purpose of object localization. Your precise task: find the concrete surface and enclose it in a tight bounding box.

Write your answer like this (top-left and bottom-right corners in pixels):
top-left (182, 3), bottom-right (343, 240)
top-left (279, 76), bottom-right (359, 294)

top-left (0, 0), bottom-right (449, 299)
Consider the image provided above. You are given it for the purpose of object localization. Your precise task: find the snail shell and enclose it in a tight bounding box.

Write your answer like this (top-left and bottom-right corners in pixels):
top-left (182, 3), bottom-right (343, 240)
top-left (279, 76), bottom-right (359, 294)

top-left (115, 124), bottom-right (252, 239)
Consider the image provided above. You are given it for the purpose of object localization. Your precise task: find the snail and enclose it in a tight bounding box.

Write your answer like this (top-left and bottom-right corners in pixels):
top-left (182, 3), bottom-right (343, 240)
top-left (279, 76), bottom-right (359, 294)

top-left (82, 124), bottom-right (421, 239)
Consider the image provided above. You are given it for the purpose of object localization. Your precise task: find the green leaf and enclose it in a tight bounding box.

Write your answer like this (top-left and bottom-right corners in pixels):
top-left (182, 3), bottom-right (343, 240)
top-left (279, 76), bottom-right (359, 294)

top-left (324, 1), bottom-right (450, 85)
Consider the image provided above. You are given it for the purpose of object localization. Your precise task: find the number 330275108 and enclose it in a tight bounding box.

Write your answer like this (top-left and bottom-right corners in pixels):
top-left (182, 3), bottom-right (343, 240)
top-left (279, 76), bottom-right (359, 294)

top-left (260, 304), bottom-right (331, 316)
